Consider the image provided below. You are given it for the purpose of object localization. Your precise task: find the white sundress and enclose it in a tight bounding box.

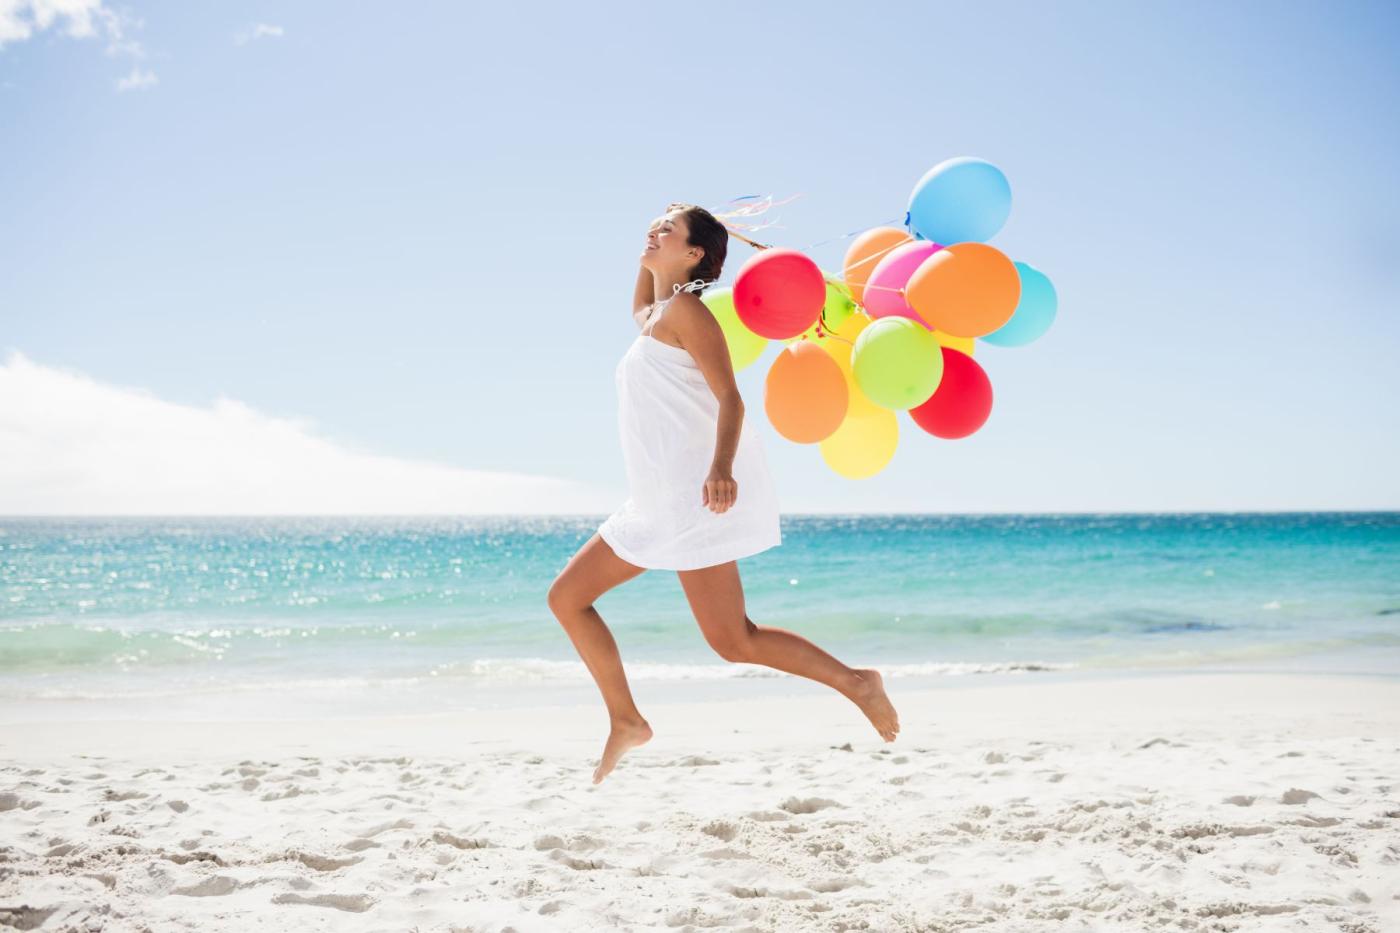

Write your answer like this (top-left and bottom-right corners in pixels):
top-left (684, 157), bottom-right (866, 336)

top-left (597, 288), bottom-right (783, 571)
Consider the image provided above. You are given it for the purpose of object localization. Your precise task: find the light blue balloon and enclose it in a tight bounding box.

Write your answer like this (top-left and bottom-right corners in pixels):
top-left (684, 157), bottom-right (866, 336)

top-left (982, 262), bottom-right (1057, 347)
top-left (906, 157), bottom-right (1011, 245)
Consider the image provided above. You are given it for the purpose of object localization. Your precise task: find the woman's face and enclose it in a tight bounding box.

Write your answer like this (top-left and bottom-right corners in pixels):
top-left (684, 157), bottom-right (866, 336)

top-left (640, 210), bottom-right (700, 273)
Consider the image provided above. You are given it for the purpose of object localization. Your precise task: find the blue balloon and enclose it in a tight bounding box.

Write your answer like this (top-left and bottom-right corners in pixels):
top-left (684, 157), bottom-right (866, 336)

top-left (906, 157), bottom-right (1011, 245)
top-left (982, 262), bottom-right (1057, 347)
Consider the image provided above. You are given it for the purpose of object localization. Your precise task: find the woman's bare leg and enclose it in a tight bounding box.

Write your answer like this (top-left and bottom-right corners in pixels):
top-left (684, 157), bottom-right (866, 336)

top-left (677, 560), bottom-right (899, 741)
top-left (547, 533), bottom-right (654, 782)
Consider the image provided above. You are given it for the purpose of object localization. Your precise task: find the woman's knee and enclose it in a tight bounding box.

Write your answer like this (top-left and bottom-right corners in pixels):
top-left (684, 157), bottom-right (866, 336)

top-left (703, 618), bottom-right (758, 662)
top-left (707, 633), bottom-right (753, 663)
top-left (546, 576), bottom-right (580, 616)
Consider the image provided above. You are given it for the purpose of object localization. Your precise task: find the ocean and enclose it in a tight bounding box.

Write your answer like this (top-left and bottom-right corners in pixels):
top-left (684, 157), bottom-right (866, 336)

top-left (2, 514), bottom-right (1397, 719)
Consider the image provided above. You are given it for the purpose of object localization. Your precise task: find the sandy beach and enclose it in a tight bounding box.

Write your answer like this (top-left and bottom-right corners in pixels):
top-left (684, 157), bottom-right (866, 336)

top-left (2, 671), bottom-right (1397, 932)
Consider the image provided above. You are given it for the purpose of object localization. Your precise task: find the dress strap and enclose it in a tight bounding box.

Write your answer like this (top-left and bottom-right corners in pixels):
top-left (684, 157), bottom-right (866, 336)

top-left (642, 278), bottom-right (711, 335)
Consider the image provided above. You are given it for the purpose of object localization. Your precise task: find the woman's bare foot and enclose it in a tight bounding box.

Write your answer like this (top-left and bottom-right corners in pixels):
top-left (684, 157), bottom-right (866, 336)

top-left (592, 717), bottom-right (653, 783)
top-left (849, 668), bottom-right (899, 741)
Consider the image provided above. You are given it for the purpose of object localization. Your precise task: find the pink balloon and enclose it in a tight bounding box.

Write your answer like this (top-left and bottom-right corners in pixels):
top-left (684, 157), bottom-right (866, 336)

top-left (863, 240), bottom-right (943, 325)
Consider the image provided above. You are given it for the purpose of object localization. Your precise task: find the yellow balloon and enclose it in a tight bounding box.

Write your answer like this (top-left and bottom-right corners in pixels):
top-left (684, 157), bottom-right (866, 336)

top-left (811, 311), bottom-right (885, 418)
top-left (819, 406), bottom-right (899, 479)
top-left (931, 329), bottom-right (975, 357)
top-left (840, 361), bottom-right (884, 420)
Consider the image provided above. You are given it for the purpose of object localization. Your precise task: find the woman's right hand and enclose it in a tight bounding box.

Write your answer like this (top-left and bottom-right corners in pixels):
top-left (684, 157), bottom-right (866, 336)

top-left (702, 467), bottom-right (738, 514)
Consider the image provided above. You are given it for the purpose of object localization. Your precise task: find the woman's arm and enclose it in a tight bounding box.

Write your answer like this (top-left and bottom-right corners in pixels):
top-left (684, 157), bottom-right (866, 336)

top-left (632, 264), bottom-right (655, 328)
top-left (665, 294), bottom-right (745, 513)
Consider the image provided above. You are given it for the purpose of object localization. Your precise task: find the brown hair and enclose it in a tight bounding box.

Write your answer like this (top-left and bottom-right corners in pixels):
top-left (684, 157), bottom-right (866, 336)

top-left (666, 202), bottom-right (728, 294)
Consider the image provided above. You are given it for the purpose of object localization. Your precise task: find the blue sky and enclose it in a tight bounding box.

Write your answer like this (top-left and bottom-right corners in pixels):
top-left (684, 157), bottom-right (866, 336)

top-left (1, 0), bottom-right (1397, 514)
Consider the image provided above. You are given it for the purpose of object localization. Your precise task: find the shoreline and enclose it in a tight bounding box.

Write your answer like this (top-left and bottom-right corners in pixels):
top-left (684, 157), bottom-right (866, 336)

top-left (3, 641), bottom-right (1397, 725)
top-left (6, 669), bottom-right (1398, 758)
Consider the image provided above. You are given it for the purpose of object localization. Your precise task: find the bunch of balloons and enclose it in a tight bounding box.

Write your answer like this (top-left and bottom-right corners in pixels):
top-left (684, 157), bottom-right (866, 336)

top-left (701, 156), bottom-right (1058, 479)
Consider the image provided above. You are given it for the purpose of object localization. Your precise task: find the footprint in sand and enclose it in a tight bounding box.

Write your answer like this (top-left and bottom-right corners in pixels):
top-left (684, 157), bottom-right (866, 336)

top-left (102, 789), bottom-right (147, 801)
top-left (271, 892), bottom-right (374, 913)
top-left (355, 817), bottom-right (413, 838)
top-left (701, 820), bottom-right (739, 842)
top-left (548, 850), bottom-right (607, 871)
top-left (672, 755), bottom-right (720, 767)
top-left (172, 875), bottom-right (239, 897)
top-left (809, 877), bottom-right (861, 893)
top-left (262, 785), bottom-right (318, 801)
top-left (286, 849), bottom-right (362, 871)
top-left (779, 797), bottom-right (842, 815)
top-left (0, 907), bottom-right (57, 928)
top-left (342, 838), bottom-right (379, 852)
top-left (431, 830), bottom-right (490, 850)
top-left (745, 810), bottom-right (789, 822)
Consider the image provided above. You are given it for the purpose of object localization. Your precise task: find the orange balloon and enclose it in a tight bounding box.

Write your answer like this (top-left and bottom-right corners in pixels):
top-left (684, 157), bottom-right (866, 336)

top-left (764, 341), bottom-right (848, 443)
top-left (905, 242), bottom-right (1020, 338)
top-left (842, 227), bottom-right (912, 307)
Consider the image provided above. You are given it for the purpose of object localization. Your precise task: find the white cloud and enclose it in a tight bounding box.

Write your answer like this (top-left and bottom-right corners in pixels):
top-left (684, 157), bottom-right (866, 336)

top-left (0, 351), bottom-right (616, 516)
top-left (0, 1), bottom-right (153, 85)
top-left (0, 0), bottom-right (103, 47)
top-left (234, 22), bottom-right (282, 45)
top-left (114, 63), bottom-right (154, 91)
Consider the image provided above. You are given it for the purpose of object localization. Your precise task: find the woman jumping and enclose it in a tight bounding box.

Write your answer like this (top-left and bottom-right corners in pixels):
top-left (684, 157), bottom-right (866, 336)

top-left (547, 202), bottom-right (899, 784)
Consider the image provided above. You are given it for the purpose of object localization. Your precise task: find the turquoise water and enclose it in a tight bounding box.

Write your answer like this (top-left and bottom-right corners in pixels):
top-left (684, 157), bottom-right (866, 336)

top-left (1, 514), bottom-right (1397, 712)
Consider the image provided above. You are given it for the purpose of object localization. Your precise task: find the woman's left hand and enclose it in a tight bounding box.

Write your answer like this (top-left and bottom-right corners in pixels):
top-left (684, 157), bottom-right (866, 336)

top-left (702, 467), bottom-right (738, 513)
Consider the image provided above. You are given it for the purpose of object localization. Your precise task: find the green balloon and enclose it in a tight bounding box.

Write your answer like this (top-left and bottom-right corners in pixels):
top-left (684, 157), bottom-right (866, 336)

top-left (784, 274), bottom-right (857, 345)
top-left (822, 278), bottom-right (857, 331)
top-left (851, 317), bottom-right (944, 409)
top-left (702, 286), bottom-right (767, 371)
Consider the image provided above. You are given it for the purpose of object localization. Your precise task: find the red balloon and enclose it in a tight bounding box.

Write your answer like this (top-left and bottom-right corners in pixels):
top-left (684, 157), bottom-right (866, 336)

top-left (732, 248), bottom-right (826, 339)
top-left (908, 347), bottom-right (992, 439)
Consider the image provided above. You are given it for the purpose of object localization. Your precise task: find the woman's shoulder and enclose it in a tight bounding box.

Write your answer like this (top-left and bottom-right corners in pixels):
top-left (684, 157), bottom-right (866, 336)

top-left (666, 291), bottom-right (718, 327)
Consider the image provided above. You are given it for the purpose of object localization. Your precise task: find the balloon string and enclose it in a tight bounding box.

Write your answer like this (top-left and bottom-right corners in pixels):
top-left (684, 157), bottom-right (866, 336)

top-left (702, 195), bottom-right (919, 341)
top-left (796, 217), bottom-right (904, 252)
top-left (710, 193), bottom-right (804, 244)
top-left (814, 303), bottom-right (858, 349)
top-left (718, 223), bottom-right (910, 298)
top-left (712, 199), bottom-right (914, 292)
top-left (719, 215), bottom-right (911, 275)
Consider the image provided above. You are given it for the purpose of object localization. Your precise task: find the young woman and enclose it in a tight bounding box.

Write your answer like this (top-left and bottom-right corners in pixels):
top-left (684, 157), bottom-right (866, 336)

top-left (547, 203), bottom-right (899, 784)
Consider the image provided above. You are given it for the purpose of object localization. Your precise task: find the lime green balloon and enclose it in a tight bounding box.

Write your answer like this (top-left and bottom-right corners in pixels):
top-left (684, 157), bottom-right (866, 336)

top-left (702, 286), bottom-right (767, 371)
top-left (851, 316), bottom-right (944, 409)
top-left (784, 274), bottom-right (857, 345)
top-left (822, 278), bottom-right (858, 330)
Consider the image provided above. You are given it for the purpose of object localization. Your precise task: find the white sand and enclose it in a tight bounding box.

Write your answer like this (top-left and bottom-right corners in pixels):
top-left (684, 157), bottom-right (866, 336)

top-left (2, 672), bottom-right (1398, 932)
